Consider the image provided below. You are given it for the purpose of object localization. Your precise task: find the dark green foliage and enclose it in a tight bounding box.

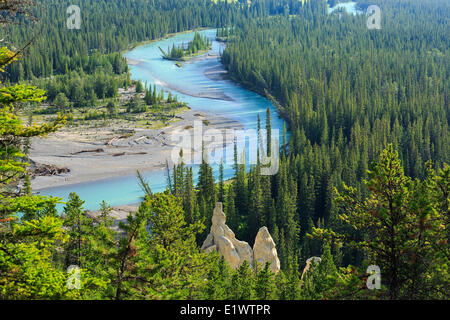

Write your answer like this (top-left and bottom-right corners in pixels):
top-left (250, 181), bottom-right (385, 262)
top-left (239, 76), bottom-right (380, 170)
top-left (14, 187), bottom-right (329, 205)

top-left (255, 262), bottom-right (276, 299)
top-left (1, 0), bottom-right (250, 82)
top-left (221, 0), bottom-right (449, 277)
top-left (135, 80), bottom-right (143, 93)
top-left (230, 260), bottom-right (254, 300)
top-left (163, 31), bottom-right (212, 60)
top-left (62, 193), bottom-right (94, 269)
top-left (311, 145), bottom-right (450, 299)
top-left (2, 0), bottom-right (448, 300)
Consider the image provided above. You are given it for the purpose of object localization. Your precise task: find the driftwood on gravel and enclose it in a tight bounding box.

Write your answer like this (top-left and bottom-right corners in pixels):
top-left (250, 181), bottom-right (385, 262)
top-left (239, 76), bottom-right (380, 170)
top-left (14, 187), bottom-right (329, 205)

top-left (30, 163), bottom-right (70, 177)
top-left (112, 152), bottom-right (126, 157)
top-left (105, 132), bottom-right (136, 146)
top-left (106, 137), bottom-right (118, 146)
top-left (129, 152), bottom-right (147, 155)
top-left (134, 136), bottom-right (147, 142)
top-left (71, 148), bottom-right (104, 155)
top-left (111, 151), bottom-right (147, 157)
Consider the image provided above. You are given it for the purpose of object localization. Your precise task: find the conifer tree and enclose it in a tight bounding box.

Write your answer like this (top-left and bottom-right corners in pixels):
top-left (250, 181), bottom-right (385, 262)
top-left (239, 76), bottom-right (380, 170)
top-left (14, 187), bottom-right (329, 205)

top-left (218, 160), bottom-right (225, 202)
top-left (312, 145), bottom-right (450, 299)
top-left (255, 262), bottom-right (276, 299)
top-left (230, 260), bottom-right (254, 300)
top-left (135, 80), bottom-right (143, 93)
top-left (63, 193), bottom-right (95, 269)
top-left (266, 107), bottom-right (272, 157)
top-left (197, 144), bottom-right (216, 234)
top-left (0, 37), bottom-right (102, 300)
top-left (133, 193), bottom-right (210, 299)
top-left (203, 255), bottom-right (232, 300)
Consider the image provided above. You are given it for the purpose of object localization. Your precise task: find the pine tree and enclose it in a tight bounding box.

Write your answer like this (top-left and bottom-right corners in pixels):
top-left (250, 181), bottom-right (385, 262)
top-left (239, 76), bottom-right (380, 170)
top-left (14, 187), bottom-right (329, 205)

top-left (312, 145), bottom-right (450, 299)
top-left (131, 193), bottom-right (210, 299)
top-left (285, 256), bottom-right (301, 299)
top-left (144, 87), bottom-right (153, 105)
top-left (218, 160), bottom-right (225, 203)
top-left (203, 255), bottom-right (232, 299)
top-left (183, 167), bottom-right (198, 225)
top-left (197, 144), bottom-right (216, 235)
top-left (266, 107), bottom-right (272, 157)
top-left (63, 193), bottom-right (95, 269)
top-left (255, 262), bottom-right (276, 299)
top-left (230, 260), bottom-right (254, 300)
top-left (135, 80), bottom-right (143, 93)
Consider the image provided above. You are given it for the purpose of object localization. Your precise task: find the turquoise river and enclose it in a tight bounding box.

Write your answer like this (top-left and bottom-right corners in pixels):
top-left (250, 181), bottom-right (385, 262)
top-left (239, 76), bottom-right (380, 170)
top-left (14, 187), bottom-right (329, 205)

top-left (37, 29), bottom-right (287, 211)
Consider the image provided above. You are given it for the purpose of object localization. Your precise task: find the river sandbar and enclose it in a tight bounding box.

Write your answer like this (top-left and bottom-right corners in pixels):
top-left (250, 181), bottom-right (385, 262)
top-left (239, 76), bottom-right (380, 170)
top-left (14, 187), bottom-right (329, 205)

top-left (30, 109), bottom-right (243, 191)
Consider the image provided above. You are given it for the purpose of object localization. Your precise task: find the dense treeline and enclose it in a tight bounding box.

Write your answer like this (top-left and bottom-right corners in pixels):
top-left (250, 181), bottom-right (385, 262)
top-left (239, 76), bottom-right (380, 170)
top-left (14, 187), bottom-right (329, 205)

top-left (1, 0), bottom-right (225, 81)
top-left (220, 0), bottom-right (449, 265)
top-left (1, 0), bottom-right (296, 82)
top-left (1, 0), bottom-right (448, 300)
top-left (1, 0), bottom-right (301, 108)
top-left (2, 0), bottom-right (232, 112)
top-left (34, 63), bottom-right (126, 107)
top-left (223, 0), bottom-right (449, 179)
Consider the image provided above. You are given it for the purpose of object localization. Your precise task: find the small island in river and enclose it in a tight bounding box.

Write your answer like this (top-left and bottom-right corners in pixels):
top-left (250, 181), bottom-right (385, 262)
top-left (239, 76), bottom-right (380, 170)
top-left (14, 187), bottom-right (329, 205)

top-left (159, 31), bottom-right (212, 62)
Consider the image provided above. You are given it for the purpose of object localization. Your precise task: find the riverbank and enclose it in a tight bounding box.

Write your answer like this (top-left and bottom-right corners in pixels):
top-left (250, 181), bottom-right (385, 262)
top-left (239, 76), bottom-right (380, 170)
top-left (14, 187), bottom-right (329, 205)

top-left (30, 29), bottom-right (246, 191)
top-left (30, 109), bottom-right (243, 191)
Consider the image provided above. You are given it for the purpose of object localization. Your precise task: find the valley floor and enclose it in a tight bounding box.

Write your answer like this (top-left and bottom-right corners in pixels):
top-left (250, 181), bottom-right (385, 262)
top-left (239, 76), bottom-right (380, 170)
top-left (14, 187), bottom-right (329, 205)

top-left (30, 109), bottom-right (242, 190)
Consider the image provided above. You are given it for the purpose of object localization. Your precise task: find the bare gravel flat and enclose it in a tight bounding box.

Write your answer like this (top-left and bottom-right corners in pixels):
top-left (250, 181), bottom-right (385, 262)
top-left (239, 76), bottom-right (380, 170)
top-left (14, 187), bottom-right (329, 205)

top-left (30, 109), bottom-right (242, 190)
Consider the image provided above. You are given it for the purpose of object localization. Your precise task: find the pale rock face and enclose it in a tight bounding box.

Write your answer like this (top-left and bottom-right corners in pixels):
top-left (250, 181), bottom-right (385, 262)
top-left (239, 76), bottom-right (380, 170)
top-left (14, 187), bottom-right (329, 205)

top-left (204, 244), bottom-right (217, 254)
top-left (201, 233), bottom-right (214, 250)
top-left (253, 226), bottom-right (281, 274)
top-left (216, 236), bottom-right (241, 269)
top-left (211, 202), bottom-right (226, 225)
top-left (234, 239), bottom-right (253, 265)
top-left (201, 202), bottom-right (280, 273)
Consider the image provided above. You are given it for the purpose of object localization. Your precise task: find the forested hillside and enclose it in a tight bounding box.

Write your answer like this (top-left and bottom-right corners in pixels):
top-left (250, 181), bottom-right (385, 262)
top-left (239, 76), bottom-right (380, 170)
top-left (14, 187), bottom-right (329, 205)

top-left (221, 0), bottom-right (449, 258)
top-left (0, 0), bottom-right (448, 300)
top-left (215, 0), bottom-right (449, 297)
top-left (223, 0), bottom-right (449, 179)
top-left (2, 0), bottom-right (307, 82)
top-left (0, 0), bottom-right (291, 107)
top-left (155, 0), bottom-right (450, 299)
top-left (2, 0), bottom-right (241, 81)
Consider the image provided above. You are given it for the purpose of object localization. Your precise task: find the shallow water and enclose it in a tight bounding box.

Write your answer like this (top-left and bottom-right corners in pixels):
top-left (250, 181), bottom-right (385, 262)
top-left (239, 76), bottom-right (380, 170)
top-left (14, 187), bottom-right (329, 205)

top-left (38, 29), bottom-right (287, 211)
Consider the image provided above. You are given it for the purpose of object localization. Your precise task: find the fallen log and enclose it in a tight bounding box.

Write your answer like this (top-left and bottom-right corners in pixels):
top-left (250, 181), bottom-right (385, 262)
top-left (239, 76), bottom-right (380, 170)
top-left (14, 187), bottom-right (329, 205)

top-left (112, 152), bottom-right (126, 157)
top-left (106, 137), bottom-right (118, 146)
top-left (71, 148), bottom-right (104, 155)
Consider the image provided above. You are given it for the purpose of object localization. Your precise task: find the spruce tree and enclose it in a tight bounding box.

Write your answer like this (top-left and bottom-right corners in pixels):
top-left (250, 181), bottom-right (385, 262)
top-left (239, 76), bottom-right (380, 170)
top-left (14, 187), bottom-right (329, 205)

top-left (255, 262), bottom-right (276, 299)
